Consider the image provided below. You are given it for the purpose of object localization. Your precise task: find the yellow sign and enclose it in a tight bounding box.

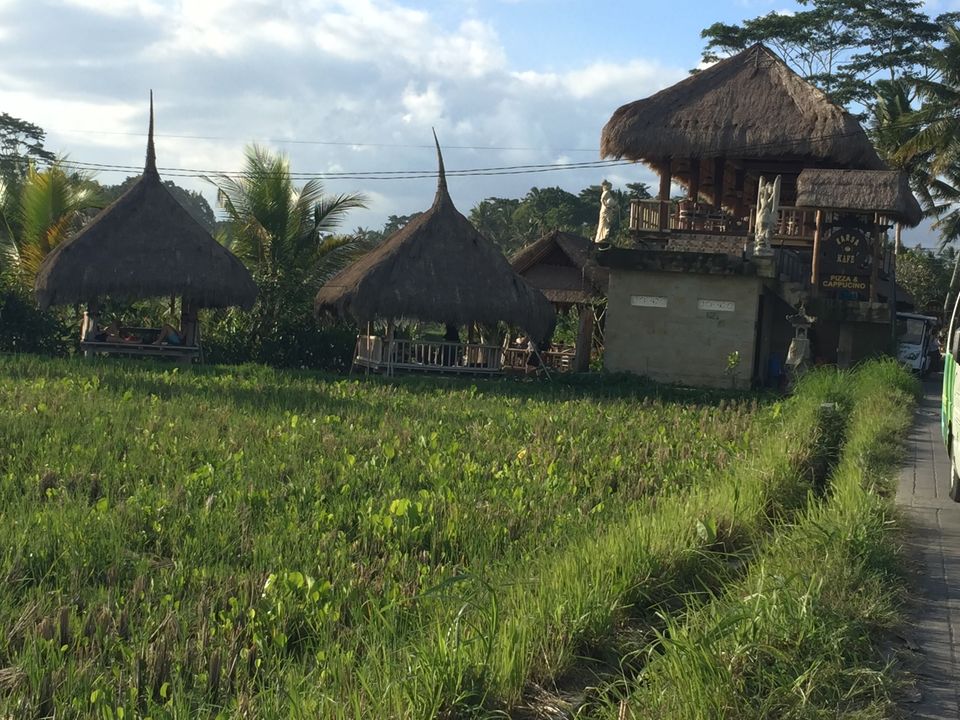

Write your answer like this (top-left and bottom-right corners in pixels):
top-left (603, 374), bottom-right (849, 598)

top-left (821, 274), bottom-right (868, 290)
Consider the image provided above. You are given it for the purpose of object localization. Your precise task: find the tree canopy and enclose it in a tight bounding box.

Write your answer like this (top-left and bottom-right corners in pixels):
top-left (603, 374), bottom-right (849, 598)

top-left (0, 113), bottom-right (56, 187)
top-left (701, 0), bottom-right (960, 110)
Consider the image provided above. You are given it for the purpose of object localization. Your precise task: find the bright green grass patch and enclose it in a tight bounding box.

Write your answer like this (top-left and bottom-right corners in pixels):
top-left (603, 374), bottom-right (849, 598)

top-left (608, 360), bottom-right (918, 720)
top-left (0, 356), bottom-right (760, 718)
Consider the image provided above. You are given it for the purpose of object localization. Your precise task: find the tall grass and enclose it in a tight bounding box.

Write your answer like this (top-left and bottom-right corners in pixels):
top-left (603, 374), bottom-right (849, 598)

top-left (0, 356), bottom-right (758, 718)
top-left (609, 360), bottom-right (918, 720)
top-left (0, 355), bottom-right (898, 718)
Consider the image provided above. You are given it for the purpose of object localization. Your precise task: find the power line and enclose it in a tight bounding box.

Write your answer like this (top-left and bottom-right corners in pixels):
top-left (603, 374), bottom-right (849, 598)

top-left (5, 114), bottom-right (949, 183)
top-left (48, 127), bottom-right (601, 153)
top-left (1, 153), bottom-right (633, 181)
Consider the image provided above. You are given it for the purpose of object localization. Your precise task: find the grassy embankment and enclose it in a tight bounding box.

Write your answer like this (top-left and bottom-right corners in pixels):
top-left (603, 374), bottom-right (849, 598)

top-left (605, 360), bottom-right (918, 720)
top-left (0, 355), bottom-right (908, 718)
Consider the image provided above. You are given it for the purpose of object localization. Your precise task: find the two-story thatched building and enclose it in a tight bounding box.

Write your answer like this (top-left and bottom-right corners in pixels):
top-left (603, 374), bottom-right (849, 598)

top-left (596, 43), bottom-right (921, 387)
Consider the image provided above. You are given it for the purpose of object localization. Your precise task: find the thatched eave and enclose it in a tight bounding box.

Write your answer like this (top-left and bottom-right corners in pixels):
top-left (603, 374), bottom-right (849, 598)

top-left (795, 169), bottom-right (923, 227)
top-left (511, 230), bottom-right (608, 302)
top-left (600, 44), bottom-right (885, 171)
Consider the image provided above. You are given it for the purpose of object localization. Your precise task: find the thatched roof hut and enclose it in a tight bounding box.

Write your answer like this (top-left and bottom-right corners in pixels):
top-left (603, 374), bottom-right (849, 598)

top-left (600, 43), bottom-right (885, 209)
top-left (35, 96), bottom-right (256, 311)
top-left (795, 169), bottom-right (922, 227)
top-left (511, 231), bottom-right (608, 305)
top-left (316, 135), bottom-right (556, 344)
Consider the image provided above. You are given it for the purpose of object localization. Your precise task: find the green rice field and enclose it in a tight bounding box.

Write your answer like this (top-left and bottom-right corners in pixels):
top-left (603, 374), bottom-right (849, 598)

top-left (0, 355), bottom-right (913, 718)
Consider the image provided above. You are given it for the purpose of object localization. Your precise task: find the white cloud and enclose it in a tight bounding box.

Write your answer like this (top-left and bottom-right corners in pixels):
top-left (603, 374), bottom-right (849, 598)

top-left (61, 0), bottom-right (163, 16)
top-left (513, 59), bottom-right (681, 101)
top-left (401, 83), bottom-right (445, 125)
top-left (0, 0), bottom-right (686, 230)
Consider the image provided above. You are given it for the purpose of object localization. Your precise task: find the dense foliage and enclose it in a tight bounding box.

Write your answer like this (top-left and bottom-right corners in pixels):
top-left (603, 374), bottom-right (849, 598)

top-left (701, 0), bottom-right (960, 110)
top-left (896, 244), bottom-right (956, 312)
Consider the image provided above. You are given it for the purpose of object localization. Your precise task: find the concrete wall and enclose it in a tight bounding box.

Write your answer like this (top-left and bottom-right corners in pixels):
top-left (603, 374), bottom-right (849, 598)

top-left (604, 270), bottom-right (763, 388)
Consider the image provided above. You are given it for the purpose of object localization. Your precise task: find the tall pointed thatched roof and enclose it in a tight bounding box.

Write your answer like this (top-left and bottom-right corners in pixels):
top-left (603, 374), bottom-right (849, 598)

top-left (795, 169), bottom-right (923, 227)
top-left (600, 44), bottom-right (885, 172)
top-left (315, 133), bottom-right (556, 344)
top-left (35, 94), bottom-right (257, 310)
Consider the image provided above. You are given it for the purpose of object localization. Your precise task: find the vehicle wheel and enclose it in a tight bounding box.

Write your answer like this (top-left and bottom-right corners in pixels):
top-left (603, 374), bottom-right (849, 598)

top-left (951, 453), bottom-right (960, 503)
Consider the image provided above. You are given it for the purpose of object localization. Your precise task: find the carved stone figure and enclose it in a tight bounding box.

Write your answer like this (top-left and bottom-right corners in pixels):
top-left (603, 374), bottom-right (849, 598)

top-left (754, 174), bottom-right (781, 255)
top-left (594, 179), bottom-right (618, 245)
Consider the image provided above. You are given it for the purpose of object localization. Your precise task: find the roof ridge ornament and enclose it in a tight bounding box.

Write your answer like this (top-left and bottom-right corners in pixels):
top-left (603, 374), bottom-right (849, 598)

top-left (432, 127), bottom-right (449, 205)
top-left (145, 90), bottom-right (159, 179)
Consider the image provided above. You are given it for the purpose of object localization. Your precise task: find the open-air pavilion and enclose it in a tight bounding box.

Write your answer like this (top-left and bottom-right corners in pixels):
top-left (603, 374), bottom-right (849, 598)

top-left (601, 42), bottom-right (886, 253)
top-left (315, 135), bottom-right (555, 375)
top-left (34, 96), bottom-right (257, 361)
top-left (511, 230), bottom-right (608, 372)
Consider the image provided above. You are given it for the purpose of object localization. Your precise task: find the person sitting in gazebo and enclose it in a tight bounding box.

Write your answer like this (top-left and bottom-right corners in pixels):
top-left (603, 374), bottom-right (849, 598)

top-left (153, 322), bottom-right (185, 346)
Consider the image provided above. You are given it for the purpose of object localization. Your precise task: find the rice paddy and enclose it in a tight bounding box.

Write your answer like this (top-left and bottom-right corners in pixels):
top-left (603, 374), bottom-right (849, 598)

top-left (0, 356), bottom-right (914, 718)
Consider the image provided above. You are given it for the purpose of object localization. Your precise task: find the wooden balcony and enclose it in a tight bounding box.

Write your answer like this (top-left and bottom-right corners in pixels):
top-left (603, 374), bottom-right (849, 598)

top-left (629, 199), bottom-right (816, 248)
top-left (353, 336), bottom-right (576, 375)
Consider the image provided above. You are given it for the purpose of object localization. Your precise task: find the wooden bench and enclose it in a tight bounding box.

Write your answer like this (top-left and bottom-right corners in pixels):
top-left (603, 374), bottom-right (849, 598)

top-left (80, 326), bottom-right (200, 362)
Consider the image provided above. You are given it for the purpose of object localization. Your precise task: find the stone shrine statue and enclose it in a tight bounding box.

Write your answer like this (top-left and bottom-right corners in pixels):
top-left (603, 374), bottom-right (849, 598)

top-left (594, 179), bottom-right (618, 246)
top-left (754, 174), bottom-right (781, 255)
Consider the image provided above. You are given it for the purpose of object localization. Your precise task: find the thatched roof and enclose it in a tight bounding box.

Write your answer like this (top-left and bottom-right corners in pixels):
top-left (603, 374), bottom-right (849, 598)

top-left (600, 44), bottom-right (885, 172)
top-left (795, 169), bottom-right (923, 227)
top-left (315, 134), bottom-right (556, 344)
top-left (511, 230), bottom-right (608, 305)
top-left (35, 95), bottom-right (257, 310)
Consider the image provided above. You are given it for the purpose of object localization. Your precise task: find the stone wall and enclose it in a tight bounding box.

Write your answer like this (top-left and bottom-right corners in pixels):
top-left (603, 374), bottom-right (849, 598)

top-left (604, 270), bottom-right (763, 388)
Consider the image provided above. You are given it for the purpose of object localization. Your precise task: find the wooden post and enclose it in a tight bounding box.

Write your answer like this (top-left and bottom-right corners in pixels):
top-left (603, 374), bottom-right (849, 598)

top-left (573, 304), bottom-right (594, 373)
top-left (688, 158), bottom-right (701, 204)
top-left (869, 219), bottom-right (881, 303)
top-left (810, 209), bottom-right (824, 293)
top-left (658, 159), bottom-right (672, 231)
top-left (385, 319), bottom-right (395, 376)
top-left (180, 299), bottom-right (198, 347)
top-left (733, 167), bottom-right (746, 218)
top-left (712, 157), bottom-right (725, 211)
top-left (82, 300), bottom-right (100, 356)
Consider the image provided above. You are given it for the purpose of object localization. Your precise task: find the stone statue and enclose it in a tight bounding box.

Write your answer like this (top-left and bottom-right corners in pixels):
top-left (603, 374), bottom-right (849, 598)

top-left (754, 174), bottom-right (781, 255)
top-left (594, 179), bottom-right (618, 246)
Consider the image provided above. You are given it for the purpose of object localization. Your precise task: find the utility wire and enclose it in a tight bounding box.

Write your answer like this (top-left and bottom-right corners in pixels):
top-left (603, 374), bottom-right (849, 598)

top-left (4, 114), bottom-right (950, 182)
top-left (0, 153), bottom-right (634, 180)
top-left (48, 127), bottom-right (601, 153)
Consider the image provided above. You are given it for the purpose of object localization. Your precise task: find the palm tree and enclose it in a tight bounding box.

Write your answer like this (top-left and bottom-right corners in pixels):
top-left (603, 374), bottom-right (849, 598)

top-left (895, 25), bottom-right (960, 177)
top-left (209, 145), bottom-right (369, 321)
top-left (881, 27), bottom-right (960, 247)
top-left (928, 161), bottom-right (960, 247)
top-left (0, 161), bottom-right (100, 286)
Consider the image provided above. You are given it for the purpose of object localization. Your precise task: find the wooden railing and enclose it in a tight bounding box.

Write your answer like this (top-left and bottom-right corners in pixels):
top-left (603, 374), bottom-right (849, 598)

top-left (354, 335), bottom-right (576, 375)
top-left (629, 199), bottom-right (817, 244)
top-left (356, 336), bottom-right (501, 374)
top-left (502, 345), bottom-right (575, 373)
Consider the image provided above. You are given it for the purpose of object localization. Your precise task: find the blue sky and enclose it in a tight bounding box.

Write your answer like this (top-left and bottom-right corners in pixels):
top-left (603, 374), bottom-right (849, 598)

top-left (0, 0), bottom-right (955, 245)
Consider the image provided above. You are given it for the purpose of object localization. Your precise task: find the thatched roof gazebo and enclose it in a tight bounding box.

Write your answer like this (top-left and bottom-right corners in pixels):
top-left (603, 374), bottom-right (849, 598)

top-left (600, 43), bottom-right (886, 222)
top-left (316, 135), bottom-right (556, 366)
top-left (795, 169), bottom-right (923, 227)
top-left (35, 97), bottom-right (257, 314)
top-left (511, 230), bottom-right (608, 306)
top-left (510, 230), bottom-right (608, 372)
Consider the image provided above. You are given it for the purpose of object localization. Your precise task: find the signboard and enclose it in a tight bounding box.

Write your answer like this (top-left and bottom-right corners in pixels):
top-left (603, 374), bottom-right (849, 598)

top-left (818, 214), bottom-right (873, 299)
top-left (630, 295), bottom-right (667, 308)
top-left (698, 299), bottom-right (735, 313)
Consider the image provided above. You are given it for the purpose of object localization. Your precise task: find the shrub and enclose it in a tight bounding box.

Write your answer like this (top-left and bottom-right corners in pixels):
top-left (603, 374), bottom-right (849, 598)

top-left (0, 277), bottom-right (74, 355)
